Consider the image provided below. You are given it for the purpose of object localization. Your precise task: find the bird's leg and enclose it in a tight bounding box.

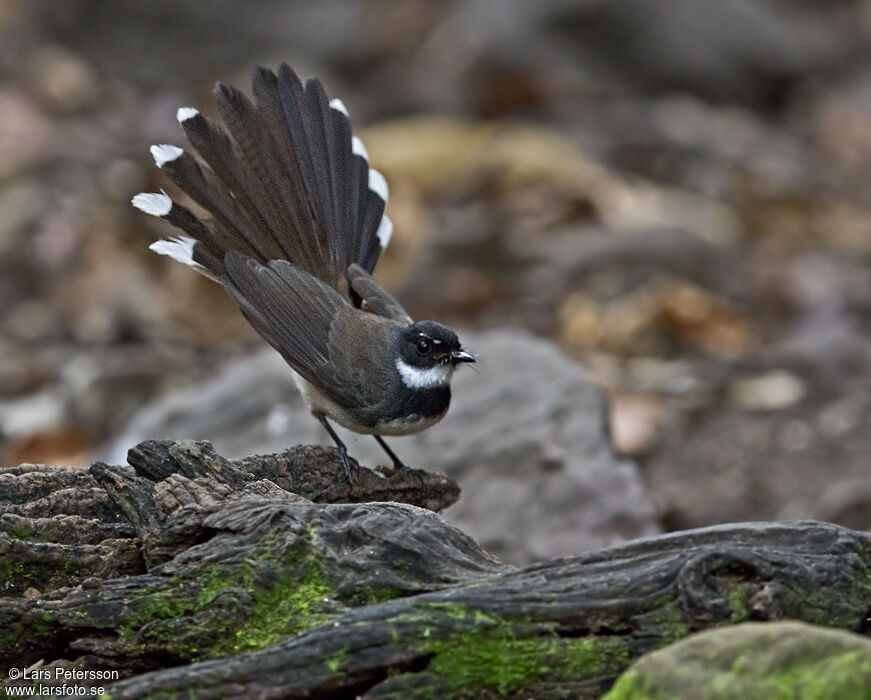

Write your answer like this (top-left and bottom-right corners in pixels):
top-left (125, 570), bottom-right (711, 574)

top-left (374, 435), bottom-right (408, 471)
top-left (314, 412), bottom-right (355, 485)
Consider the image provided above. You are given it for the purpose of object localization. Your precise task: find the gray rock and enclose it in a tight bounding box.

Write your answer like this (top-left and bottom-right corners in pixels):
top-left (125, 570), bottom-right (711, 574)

top-left (102, 328), bottom-right (659, 563)
top-left (604, 621), bottom-right (871, 700)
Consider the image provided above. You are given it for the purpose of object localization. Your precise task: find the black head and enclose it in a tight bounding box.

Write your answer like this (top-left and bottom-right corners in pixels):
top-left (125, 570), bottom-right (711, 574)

top-left (397, 320), bottom-right (475, 369)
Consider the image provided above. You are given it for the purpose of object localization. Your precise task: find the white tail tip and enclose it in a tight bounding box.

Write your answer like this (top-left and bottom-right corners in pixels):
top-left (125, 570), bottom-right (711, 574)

top-left (329, 98), bottom-right (349, 117)
top-left (176, 106), bottom-right (199, 123)
top-left (149, 236), bottom-right (196, 265)
top-left (352, 136), bottom-right (369, 160)
top-left (376, 215), bottom-right (393, 249)
top-left (150, 144), bottom-right (184, 167)
top-left (132, 191), bottom-right (172, 217)
top-left (368, 168), bottom-right (389, 202)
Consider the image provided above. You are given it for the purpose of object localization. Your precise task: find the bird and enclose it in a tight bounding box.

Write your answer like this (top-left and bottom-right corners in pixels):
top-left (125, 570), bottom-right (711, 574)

top-left (132, 63), bottom-right (475, 484)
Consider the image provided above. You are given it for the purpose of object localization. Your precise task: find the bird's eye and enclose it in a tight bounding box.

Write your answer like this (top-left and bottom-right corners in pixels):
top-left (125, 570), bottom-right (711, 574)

top-left (416, 338), bottom-right (431, 354)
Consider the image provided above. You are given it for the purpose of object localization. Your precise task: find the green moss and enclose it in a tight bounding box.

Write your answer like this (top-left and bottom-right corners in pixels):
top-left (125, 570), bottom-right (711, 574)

top-left (423, 602), bottom-right (499, 626)
top-left (345, 583), bottom-right (401, 607)
top-left (0, 557), bottom-right (27, 582)
top-left (8, 525), bottom-right (32, 541)
top-left (129, 585), bottom-right (195, 625)
top-left (417, 606), bottom-right (629, 697)
top-left (195, 567), bottom-right (237, 608)
top-left (720, 583), bottom-right (750, 624)
top-left (118, 528), bottom-right (345, 661)
top-left (210, 557), bottom-right (331, 657)
top-left (429, 633), bottom-right (627, 695)
top-left (0, 552), bottom-right (90, 598)
top-left (794, 589), bottom-right (858, 628)
top-left (29, 610), bottom-right (56, 638)
top-left (604, 649), bottom-right (871, 700)
top-left (63, 560), bottom-right (81, 575)
top-left (639, 597), bottom-right (690, 646)
top-left (327, 647), bottom-right (349, 673)
top-left (603, 669), bottom-right (676, 700)
top-left (0, 609), bottom-right (57, 654)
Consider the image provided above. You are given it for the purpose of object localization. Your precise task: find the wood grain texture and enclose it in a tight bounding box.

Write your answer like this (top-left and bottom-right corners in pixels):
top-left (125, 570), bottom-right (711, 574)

top-left (1, 442), bottom-right (869, 699)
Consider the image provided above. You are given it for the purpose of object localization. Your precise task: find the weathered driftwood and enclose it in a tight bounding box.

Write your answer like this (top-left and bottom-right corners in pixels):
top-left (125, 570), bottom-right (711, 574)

top-left (2, 441), bottom-right (870, 699)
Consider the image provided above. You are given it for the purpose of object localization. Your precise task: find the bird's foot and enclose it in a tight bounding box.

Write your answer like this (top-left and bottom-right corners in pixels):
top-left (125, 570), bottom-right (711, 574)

top-left (373, 436), bottom-right (411, 473)
top-left (338, 447), bottom-right (356, 486)
top-left (310, 449), bottom-right (355, 502)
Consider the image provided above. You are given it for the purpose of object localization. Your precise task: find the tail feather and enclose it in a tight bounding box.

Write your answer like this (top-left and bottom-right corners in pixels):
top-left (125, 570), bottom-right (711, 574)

top-left (250, 67), bottom-right (328, 277)
top-left (214, 82), bottom-right (301, 263)
top-left (133, 62), bottom-right (392, 293)
top-left (276, 66), bottom-right (336, 280)
top-left (132, 192), bottom-right (222, 275)
top-left (325, 90), bottom-right (354, 272)
top-left (154, 148), bottom-right (263, 262)
top-left (176, 110), bottom-right (285, 262)
top-left (301, 79), bottom-right (340, 267)
top-left (349, 149), bottom-right (370, 264)
top-left (273, 64), bottom-right (389, 276)
top-left (360, 191), bottom-right (386, 269)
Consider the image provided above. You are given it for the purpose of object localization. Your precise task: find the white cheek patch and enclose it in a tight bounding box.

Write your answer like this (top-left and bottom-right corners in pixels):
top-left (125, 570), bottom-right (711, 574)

top-left (396, 359), bottom-right (453, 389)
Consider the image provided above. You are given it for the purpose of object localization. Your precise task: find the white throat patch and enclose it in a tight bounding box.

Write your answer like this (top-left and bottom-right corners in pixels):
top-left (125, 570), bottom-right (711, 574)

top-left (396, 359), bottom-right (453, 389)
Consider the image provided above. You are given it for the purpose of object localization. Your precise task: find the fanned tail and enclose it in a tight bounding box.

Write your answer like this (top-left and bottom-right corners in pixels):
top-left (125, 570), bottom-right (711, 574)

top-left (132, 64), bottom-right (391, 292)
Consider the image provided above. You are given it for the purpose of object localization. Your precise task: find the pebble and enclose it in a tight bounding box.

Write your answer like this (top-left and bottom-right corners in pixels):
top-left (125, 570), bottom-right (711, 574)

top-left (729, 371), bottom-right (806, 411)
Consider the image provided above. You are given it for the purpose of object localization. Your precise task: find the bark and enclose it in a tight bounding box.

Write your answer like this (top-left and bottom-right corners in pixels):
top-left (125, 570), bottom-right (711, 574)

top-left (1, 441), bottom-right (869, 699)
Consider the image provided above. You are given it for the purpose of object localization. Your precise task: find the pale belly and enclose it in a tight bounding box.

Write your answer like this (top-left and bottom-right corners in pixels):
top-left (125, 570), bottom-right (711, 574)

top-left (292, 372), bottom-right (447, 436)
top-left (368, 411), bottom-right (447, 436)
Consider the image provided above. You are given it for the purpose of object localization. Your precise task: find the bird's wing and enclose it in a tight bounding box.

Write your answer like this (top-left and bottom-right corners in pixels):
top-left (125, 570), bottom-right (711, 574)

top-left (224, 252), bottom-right (393, 410)
top-left (346, 263), bottom-right (413, 324)
top-left (324, 305), bottom-right (401, 413)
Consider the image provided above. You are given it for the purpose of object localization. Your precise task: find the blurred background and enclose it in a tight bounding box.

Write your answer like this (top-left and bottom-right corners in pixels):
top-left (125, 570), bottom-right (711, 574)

top-left (1, 0), bottom-right (871, 558)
